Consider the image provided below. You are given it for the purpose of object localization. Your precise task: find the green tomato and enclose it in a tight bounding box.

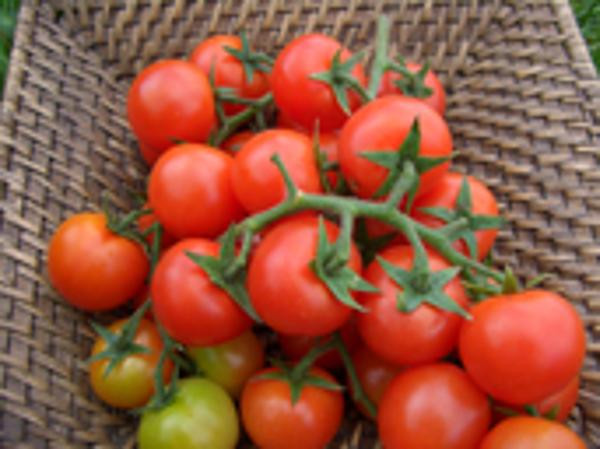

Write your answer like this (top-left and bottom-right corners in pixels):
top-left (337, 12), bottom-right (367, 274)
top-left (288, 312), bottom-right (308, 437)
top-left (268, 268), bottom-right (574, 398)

top-left (188, 330), bottom-right (265, 398)
top-left (137, 377), bottom-right (239, 449)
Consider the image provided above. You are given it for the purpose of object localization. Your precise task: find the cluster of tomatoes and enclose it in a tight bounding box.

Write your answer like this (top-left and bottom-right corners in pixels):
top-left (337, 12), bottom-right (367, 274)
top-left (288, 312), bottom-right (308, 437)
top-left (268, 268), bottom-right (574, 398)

top-left (46, 17), bottom-right (588, 449)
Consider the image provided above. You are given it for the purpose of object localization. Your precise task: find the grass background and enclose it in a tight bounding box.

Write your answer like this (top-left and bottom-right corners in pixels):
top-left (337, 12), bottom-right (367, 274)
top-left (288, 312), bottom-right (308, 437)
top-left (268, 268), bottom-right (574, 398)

top-left (0, 1), bottom-right (597, 90)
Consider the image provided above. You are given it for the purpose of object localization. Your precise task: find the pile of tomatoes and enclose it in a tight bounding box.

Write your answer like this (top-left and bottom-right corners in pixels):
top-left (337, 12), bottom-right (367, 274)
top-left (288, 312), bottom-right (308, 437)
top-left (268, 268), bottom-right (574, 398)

top-left (46, 17), bottom-right (588, 449)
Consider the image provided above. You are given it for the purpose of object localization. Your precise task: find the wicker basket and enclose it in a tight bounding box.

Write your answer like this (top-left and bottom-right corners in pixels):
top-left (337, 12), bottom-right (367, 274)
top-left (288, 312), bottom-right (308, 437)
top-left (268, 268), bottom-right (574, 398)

top-left (1, 0), bottom-right (599, 448)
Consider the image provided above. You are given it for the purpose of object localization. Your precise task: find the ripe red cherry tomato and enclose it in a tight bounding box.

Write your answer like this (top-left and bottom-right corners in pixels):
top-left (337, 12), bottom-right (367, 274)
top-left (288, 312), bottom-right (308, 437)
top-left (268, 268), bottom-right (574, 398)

top-left (378, 363), bottom-right (491, 449)
top-left (221, 130), bottom-right (255, 154)
top-left (148, 144), bottom-right (243, 239)
top-left (459, 290), bottom-right (586, 405)
top-left (241, 367), bottom-right (344, 449)
top-left (411, 172), bottom-right (499, 260)
top-left (151, 239), bottom-right (252, 346)
top-left (248, 215), bottom-right (361, 336)
top-left (139, 141), bottom-right (161, 166)
top-left (47, 213), bottom-right (148, 311)
top-left (338, 96), bottom-right (452, 199)
top-left (137, 203), bottom-right (177, 250)
top-left (190, 35), bottom-right (270, 116)
top-left (89, 318), bottom-right (172, 408)
top-left (271, 34), bottom-right (366, 132)
top-left (378, 62), bottom-right (446, 115)
top-left (231, 129), bottom-right (322, 213)
top-left (479, 416), bottom-right (587, 449)
top-left (127, 60), bottom-right (215, 153)
top-left (358, 245), bottom-right (468, 365)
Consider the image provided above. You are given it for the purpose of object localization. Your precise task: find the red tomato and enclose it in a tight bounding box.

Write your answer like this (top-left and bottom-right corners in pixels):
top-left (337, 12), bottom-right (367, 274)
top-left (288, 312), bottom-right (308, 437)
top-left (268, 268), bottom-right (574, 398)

top-left (190, 35), bottom-right (270, 116)
top-left (351, 345), bottom-right (403, 418)
top-left (131, 285), bottom-right (154, 321)
top-left (139, 141), bottom-right (161, 166)
top-left (247, 216), bottom-right (361, 336)
top-left (271, 34), bottom-right (366, 132)
top-left (151, 239), bottom-right (252, 345)
top-left (479, 416), bottom-right (587, 449)
top-left (89, 318), bottom-right (172, 408)
top-left (378, 62), bottom-right (446, 115)
top-left (137, 203), bottom-right (177, 250)
top-left (338, 96), bottom-right (452, 199)
top-left (277, 110), bottom-right (307, 131)
top-left (378, 364), bottom-right (491, 449)
top-left (231, 129), bottom-right (322, 213)
top-left (127, 60), bottom-right (215, 153)
top-left (148, 144), bottom-right (243, 239)
top-left (47, 213), bottom-right (148, 311)
top-left (411, 172), bottom-right (499, 260)
top-left (459, 290), bottom-right (586, 405)
top-left (241, 367), bottom-right (344, 449)
top-left (357, 245), bottom-right (468, 365)
top-left (277, 317), bottom-right (360, 371)
top-left (221, 130), bottom-right (255, 154)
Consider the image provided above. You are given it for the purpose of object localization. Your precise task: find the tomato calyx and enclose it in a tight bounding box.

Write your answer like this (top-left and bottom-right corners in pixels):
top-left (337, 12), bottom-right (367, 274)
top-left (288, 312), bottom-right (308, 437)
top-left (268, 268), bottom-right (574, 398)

top-left (387, 56), bottom-right (434, 99)
top-left (311, 124), bottom-right (348, 194)
top-left (223, 30), bottom-right (274, 84)
top-left (464, 266), bottom-right (552, 301)
top-left (419, 176), bottom-right (504, 259)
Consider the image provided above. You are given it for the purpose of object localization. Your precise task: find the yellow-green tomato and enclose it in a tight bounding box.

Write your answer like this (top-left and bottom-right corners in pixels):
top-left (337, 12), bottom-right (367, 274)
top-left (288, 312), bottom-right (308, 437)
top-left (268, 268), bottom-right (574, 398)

top-left (188, 330), bottom-right (265, 398)
top-left (138, 378), bottom-right (239, 449)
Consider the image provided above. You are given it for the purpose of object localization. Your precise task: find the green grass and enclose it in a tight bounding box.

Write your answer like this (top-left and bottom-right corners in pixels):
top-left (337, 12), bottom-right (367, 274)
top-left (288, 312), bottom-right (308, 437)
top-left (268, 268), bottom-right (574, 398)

top-left (0, 1), bottom-right (595, 93)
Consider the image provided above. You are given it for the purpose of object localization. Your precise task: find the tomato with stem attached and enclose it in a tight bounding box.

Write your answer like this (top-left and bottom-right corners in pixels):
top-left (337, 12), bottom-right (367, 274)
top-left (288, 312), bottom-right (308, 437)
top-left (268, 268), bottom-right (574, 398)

top-left (188, 330), bottom-right (265, 398)
top-left (89, 318), bottom-right (172, 409)
top-left (47, 212), bottom-right (149, 311)
top-left (459, 290), bottom-right (585, 405)
top-left (378, 363), bottom-right (491, 449)
top-left (137, 203), bottom-right (176, 250)
top-left (151, 239), bottom-right (252, 346)
top-left (127, 60), bottom-right (215, 153)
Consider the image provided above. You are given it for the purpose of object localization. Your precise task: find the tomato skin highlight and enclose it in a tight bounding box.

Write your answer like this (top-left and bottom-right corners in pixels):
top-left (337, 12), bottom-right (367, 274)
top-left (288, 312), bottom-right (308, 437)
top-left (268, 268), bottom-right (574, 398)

top-left (138, 377), bottom-right (239, 449)
top-left (378, 363), bottom-right (491, 449)
top-left (151, 239), bottom-right (252, 346)
top-left (47, 212), bottom-right (149, 311)
top-left (378, 62), bottom-right (446, 115)
top-left (231, 129), bottom-right (322, 213)
top-left (241, 367), bottom-right (344, 449)
top-left (459, 290), bottom-right (586, 405)
top-left (188, 330), bottom-right (265, 398)
top-left (272, 34), bottom-right (366, 132)
top-left (89, 319), bottom-right (172, 409)
top-left (190, 35), bottom-right (270, 116)
top-left (148, 144), bottom-right (243, 239)
top-left (338, 95), bottom-right (452, 199)
top-left (411, 172), bottom-right (499, 260)
top-left (127, 60), bottom-right (215, 153)
top-left (358, 245), bottom-right (468, 365)
top-left (479, 416), bottom-right (587, 449)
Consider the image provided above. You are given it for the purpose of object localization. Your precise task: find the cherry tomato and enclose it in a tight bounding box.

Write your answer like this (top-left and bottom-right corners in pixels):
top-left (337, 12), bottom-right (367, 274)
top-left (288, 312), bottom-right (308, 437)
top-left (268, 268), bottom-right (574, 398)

top-left (137, 203), bottom-right (177, 250)
top-left (272, 34), bottom-right (366, 132)
top-left (248, 215), bottom-right (362, 336)
top-left (277, 110), bottom-right (307, 131)
top-left (138, 377), bottom-right (239, 449)
top-left (411, 172), bottom-right (499, 260)
top-left (378, 62), bottom-right (446, 115)
top-left (127, 60), bottom-right (215, 153)
top-left (190, 35), bottom-right (270, 116)
top-left (357, 245), bottom-right (468, 365)
top-left (241, 367), bottom-right (343, 449)
top-left (459, 290), bottom-right (586, 404)
top-left (378, 363), bottom-right (491, 449)
top-left (479, 416), bottom-right (586, 449)
top-left (89, 318), bottom-right (172, 408)
top-left (139, 141), bottom-right (161, 166)
top-left (151, 239), bottom-right (252, 346)
top-left (221, 130), bottom-right (255, 154)
top-left (188, 330), bottom-right (265, 398)
top-left (351, 345), bottom-right (403, 418)
top-left (277, 317), bottom-right (360, 371)
top-left (47, 213), bottom-right (148, 311)
top-left (148, 144), bottom-right (243, 239)
top-left (338, 96), bottom-right (452, 199)
top-left (131, 285), bottom-right (154, 321)
top-left (231, 129), bottom-right (322, 213)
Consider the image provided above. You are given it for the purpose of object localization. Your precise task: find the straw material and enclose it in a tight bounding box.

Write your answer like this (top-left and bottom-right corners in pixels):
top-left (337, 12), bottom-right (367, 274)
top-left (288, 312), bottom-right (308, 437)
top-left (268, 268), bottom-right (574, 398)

top-left (1, 0), bottom-right (599, 447)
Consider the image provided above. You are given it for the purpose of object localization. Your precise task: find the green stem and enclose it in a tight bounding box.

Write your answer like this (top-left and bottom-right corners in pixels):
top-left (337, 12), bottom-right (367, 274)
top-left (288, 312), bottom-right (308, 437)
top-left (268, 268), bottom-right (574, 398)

top-left (326, 210), bottom-right (354, 272)
top-left (225, 230), bottom-right (253, 279)
top-left (386, 161), bottom-right (417, 208)
top-left (438, 217), bottom-right (470, 241)
top-left (213, 92), bottom-right (273, 146)
top-left (366, 15), bottom-right (391, 100)
top-left (291, 337), bottom-right (338, 379)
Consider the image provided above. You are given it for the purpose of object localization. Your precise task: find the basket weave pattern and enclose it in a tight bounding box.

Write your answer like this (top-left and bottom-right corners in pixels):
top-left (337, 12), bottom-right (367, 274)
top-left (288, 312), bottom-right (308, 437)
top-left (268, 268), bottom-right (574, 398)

top-left (1, 1), bottom-right (599, 448)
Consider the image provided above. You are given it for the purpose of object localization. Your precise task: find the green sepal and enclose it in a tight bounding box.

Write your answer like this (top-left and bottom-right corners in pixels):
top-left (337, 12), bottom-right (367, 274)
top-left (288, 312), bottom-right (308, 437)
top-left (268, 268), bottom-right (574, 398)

top-left (388, 56), bottom-right (434, 99)
top-left (353, 218), bottom-right (397, 266)
top-left (223, 30), bottom-right (273, 83)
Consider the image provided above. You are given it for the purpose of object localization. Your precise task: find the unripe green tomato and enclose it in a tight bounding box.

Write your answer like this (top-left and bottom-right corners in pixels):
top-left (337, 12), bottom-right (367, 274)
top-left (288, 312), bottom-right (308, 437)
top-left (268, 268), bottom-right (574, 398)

top-left (188, 330), bottom-right (265, 398)
top-left (137, 378), bottom-right (239, 449)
